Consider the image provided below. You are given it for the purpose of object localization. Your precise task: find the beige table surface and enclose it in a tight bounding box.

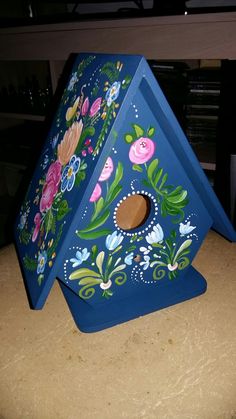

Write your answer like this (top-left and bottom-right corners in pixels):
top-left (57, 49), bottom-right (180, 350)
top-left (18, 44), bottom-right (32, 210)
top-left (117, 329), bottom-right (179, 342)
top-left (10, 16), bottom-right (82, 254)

top-left (0, 230), bottom-right (236, 419)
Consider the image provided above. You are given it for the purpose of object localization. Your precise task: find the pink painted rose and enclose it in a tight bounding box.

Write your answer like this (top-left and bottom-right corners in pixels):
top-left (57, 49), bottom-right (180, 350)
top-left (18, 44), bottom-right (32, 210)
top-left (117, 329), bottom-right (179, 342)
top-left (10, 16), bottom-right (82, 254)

top-left (46, 160), bottom-right (61, 186)
top-left (32, 212), bottom-right (42, 242)
top-left (90, 183), bottom-right (102, 202)
top-left (98, 157), bottom-right (114, 182)
top-left (81, 97), bottom-right (89, 116)
top-left (40, 179), bottom-right (59, 213)
top-left (129, 137), bottom-right (155, 165)
top-left (39, 161), bottom-right (62, 213)
top-left (89, 97), bottom-right (102, 117)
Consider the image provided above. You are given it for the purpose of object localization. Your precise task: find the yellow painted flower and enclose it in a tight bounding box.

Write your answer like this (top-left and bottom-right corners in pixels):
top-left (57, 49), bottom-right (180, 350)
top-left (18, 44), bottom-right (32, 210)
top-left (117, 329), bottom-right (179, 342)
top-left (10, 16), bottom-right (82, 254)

top-left (65, 96), bottom-right (80, 122)
top-left (52, 252), bottom-right (56, 259)
top-left (48, 239), bottom-right (54, 248)
top-left (48, 261), bottom-right (53, 267)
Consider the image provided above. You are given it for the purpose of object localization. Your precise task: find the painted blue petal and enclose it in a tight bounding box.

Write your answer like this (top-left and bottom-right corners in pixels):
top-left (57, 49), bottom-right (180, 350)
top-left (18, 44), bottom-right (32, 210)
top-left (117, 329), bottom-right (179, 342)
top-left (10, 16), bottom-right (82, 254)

top-left (67, 173), bottom-right (75, 191)
top-left (72, 158), bottom-right (80, 174)
top-left (61, 177), bottom-right (68, 192)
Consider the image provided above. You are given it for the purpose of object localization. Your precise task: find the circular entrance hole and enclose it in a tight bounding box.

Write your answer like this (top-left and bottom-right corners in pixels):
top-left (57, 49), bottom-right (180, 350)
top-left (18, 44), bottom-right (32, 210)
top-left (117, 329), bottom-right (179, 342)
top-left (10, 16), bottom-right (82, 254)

top-left (116, 194), bottom-right (151, 231)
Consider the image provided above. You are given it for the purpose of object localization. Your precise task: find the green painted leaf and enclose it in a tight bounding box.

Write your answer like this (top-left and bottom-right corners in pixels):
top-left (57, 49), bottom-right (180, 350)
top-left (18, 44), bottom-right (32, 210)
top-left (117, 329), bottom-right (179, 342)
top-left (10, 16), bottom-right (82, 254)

top-left (142, 179), bottom-right (152, 188)
top-left (147, 126), bottom-right (155, 137)
top-left (80, 126), bottom-right (95, 143)
top-left (38, 274), bottom-right (44, 286)
top-left (57, 200), bottom-right (70, 221)
top-left (173, 239), bottom-right (192, 263)
top-left (77, 229), bottom-right (112, 240)
top-left (91, 245), bottom-right (98, 261)
top-left (20, 229), bottom-right (31, 245)
top-left (106, 185), bottom-right (122, 205)
top-left (109, 264), bottom-right (126, 279)
top-left (92, 197), bottom-right (104, 221)
top-left (133, 124), bottom-right (144, 138)
top-left (69, 268), bottom-right (101, 280)
top-left (74, 169), bottom-right (86, 187)
top-left (154, 168), bottom-right (163, 186)
top-left (96, 251), bottom-right (105, 274)
top-left (79, 277), bottom-right (101, 286)
top-left (132, 164), bottom-right (143, 172)
top-left (122, 75), bottom-right (132, 88)
top-left (106, 162), bottom-right (123, 201)
top-left (23, 254), bottom-right (37, 271)
top-left (166, 190), bottom-right (188, 204)
top-left (44, 209), bottom-right (54, 234)
top-left (125, 134), bottom-right (134, 144)
top-left (80, 210), bottom-right (110, 233)
top-left (147, 159), bottom-right (159, 182)
top-left (159, 173), bottom-right (168, 190)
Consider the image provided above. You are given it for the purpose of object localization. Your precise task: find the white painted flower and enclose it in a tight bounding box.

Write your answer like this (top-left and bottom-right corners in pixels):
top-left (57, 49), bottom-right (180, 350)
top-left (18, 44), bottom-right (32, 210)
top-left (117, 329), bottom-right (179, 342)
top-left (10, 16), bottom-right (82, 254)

top-left (105, 81), bottom-right (121, 107)
top-left (140, 246), bottom-right (152, 255)
top-left (124, 252), bottom-right (134, 265)
top-left (179, 221), bottom-right (196, 236)
top-left (145, 224), bottom-right (164, 245)
top-left (70, 248), bottom-right (90, 267)
top-left (68, 72), bottom-right (78, 91)
top-left (19, 213), bottom-right (27, 230)
top-left (140, 255), bottom-right (150, 270)
top-left (106, 231), bottom-right (124, 251)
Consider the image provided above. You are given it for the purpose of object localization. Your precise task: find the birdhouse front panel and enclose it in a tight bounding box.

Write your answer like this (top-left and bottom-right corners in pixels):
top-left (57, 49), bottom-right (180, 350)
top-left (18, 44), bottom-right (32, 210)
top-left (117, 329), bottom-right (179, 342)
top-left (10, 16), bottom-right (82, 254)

top-left (57, 77), bottom-right (212, 312)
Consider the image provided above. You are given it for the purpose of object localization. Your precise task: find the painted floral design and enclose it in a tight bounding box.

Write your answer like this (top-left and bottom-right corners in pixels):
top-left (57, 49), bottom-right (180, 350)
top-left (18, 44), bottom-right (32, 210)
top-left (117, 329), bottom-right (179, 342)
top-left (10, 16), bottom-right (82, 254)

top-left (105, 81), bottom-right (121, 107)
top-left (89, 183), bottom-right (102, 203)
top-left (78, 159), bottom-right (123, 240)
top-left (124, 123), bottom-right (189, 223)
top-left (98, 157), bottom-right (114, 182)
top-left (18, 54), bottom-right (199, 304)
top-left (69, 232), bottom-right (127, 299)
top-left (18, 55), bottom-right (131, 287)
top-left (37, 250), bottom-right (47, 274)
top-left (129, 137), bottom-right (155, 165)
top-left (145, 223), bottom-right (164, 245)
top-left (69, 215), bottom-right (197, 299)
top-left (61, 155), bottom-right (80, 192)
top-left (69, 117), bottom-right (198, 299)
top-left (179, 221), bottom-right (196, 236)
top-left (70, 248), bottom-right (90, 267)
top-left (58, 120), bottom-right (83, 165)
top-left (39, 161), bottom-right (62, 212)
top-left (68, 72), bottom-right (78, 91)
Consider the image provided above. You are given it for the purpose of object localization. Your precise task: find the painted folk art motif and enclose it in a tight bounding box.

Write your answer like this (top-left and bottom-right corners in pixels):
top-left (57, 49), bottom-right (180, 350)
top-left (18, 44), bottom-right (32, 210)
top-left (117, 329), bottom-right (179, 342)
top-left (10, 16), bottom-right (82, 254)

top-left (16, 54), bottom-right (134, 292)
top-left (15, 52), bottom-right (220, 325)
top-left (64, 120), bottom-right (201, 301)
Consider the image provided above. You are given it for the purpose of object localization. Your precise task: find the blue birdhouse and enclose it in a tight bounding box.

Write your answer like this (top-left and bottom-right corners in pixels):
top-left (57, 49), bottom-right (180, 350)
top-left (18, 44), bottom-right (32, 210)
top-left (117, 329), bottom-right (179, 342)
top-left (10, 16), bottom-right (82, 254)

top-left (14, 53), bottom-right (236, 332)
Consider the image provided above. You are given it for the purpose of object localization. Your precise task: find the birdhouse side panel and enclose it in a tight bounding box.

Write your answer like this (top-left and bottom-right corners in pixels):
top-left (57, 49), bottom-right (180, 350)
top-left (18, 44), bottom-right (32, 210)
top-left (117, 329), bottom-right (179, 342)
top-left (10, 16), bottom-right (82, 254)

top-left (14, 53), bottom-right (142, 307)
